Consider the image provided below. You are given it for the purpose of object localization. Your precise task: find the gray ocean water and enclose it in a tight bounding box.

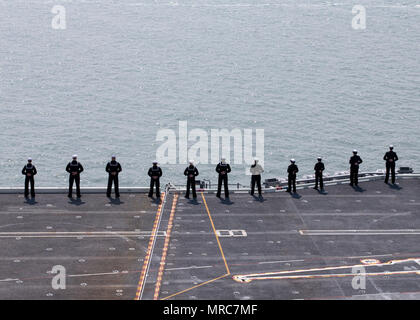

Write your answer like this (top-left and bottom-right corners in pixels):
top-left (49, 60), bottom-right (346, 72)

top-left (0, 0), bottom-right (419, 187)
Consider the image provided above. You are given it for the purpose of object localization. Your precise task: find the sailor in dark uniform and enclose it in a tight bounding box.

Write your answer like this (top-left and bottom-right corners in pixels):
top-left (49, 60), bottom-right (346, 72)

top-left (22, 158), bottom-right (37, 198)
top-left (349, 150), bottom-right (363, 186)
top-left (216, 158), bottom-right (231, 198)
top-left (184, 160), bottom-right (199, 199)
top-left (287, 159), bottom-right (299, 193)
top-left (148, 161), bottom-right (162, 198)
top-left (314, 157), bottom-right (325, 190)
top-left (106, 155), bottom-right (122, 198)
top-left (384, 145), bottom-right (398, 184)
top-left (66, 155), bottom-right (84, 198)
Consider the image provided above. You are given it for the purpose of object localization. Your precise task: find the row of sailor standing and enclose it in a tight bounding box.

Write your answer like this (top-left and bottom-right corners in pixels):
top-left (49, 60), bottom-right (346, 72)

top-left (182, 157), bottom-right (231, 199)
top-left (284, 145), bottom-right (398, 194)
top-left (21, 146), bottom-right (399, 199)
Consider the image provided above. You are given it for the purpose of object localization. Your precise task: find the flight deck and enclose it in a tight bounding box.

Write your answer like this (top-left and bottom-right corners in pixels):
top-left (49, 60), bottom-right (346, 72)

top-left (0, 176), bottom-right (419, 300)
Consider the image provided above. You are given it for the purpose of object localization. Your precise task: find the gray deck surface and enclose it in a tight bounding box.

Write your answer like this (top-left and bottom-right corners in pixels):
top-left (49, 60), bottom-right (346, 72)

top-left (1, 177), bottom-right (420, 300)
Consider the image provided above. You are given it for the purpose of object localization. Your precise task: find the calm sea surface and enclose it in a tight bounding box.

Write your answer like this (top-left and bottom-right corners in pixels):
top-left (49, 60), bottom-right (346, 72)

top-left (0, 0), bottom-right (419, 187)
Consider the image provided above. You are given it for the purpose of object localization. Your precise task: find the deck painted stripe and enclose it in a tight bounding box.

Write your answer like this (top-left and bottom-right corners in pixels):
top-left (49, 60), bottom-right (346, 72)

top-left (347, 254), bottom-right (393, 259)
top-left (134, 192), bottom-right (166, 300)
top-left (0, 231), bottom-right (166, 238)
top-left (201, 193), bottom-right (230, 275)
top-left (154, 194), bottom-right (178, 300)
top-left (233, 257), bottom-right (420, 283)
top-left (235, 270), bottom-right (420, 282)
top-left (165, 265), bottom-right (213, 271)
top-left (300, 229), bottom-right (420, 236)
top-left (258, 259), bottom-right (305, 265)
top-left (161, 274), bottom-right (229, 300)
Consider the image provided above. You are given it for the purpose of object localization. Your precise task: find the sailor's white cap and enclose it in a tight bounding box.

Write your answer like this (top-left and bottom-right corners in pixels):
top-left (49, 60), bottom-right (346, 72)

top-left (189, 159), bottom-right (194, 164)
top-left (221, 157), bottom-right (226, 161)
top-left (111, 155), bottom-right (116, 158)
top-left (290, 158), bottom-right (295, 163)
top-left (353, 149), bottom-right (358, 153)
top-left (152, 160), bottom-right (158, 164)
top-left (27, 157), bottom-right (32, 161)
top-left (389, 145), bottom-right (394, 149)
top-left (317, 157), bottom-right (322, 160)
top-left (72, 154), bottom-right (78, 159)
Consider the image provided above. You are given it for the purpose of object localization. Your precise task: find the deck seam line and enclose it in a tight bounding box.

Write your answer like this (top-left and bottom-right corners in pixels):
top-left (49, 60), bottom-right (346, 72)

top-left (134, 191), bottom-right (167, 300)
top-left (154, 194), bottom-right (178, 300)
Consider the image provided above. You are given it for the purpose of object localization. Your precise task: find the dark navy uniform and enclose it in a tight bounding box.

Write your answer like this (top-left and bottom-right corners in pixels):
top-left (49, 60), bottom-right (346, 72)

top-left (384, 150), bottom-right (398, 184)
top-left (287, 163), bottom-right (299, 193)
top-left (184, 165), bottom-right (199, 198)
top-left (250, 161), bottom-right (264, 196)
top-left (314, 160), bottom-right (325, 190)
top-left (22, 162), bottom-right (37, 197)
top-left (251, 175), bottom-right (262, 196)
top-left (349, 154), bottom-right (363, 186)
top-left (216, 162), bottom-right (231, 198)
top-left (148, 165), bottom-right (162, 198)
top-left (106, 160), bottom-right (122, 197)
top-left (66, 160), bottom-right (84, 197)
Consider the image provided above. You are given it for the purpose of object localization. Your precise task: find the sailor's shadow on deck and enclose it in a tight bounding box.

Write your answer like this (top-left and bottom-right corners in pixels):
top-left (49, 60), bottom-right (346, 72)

top-left (351, 185), bottom-right (366, 193)
top-left (219, 198), bottom-right (235, 205)
top-left (108, 198), bottom-right (124, 205)
top-left (68, 198), bottom-right (85, 206)
top-left (187, 199), bottom-right (200, 205)
top-left (389, 184), bottom-right (403, 190)
top-left (149, 197), bottom-right (162, 204)
top-left (317, 189), bottom-right (328, 195)
top-left (24, 198), bottom-right (37, 205)
top-left (252, 195), bottom-right (266, 202)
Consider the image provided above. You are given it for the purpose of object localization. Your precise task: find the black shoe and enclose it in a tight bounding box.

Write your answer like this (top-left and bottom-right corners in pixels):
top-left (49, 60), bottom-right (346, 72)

top-left (148, 195), bottom-right (153, 198)
top-left (313, 187), bottom-right (318, 190)
top-left (216, 194), bottom-right (221, 198)
top-left (349, 183), bottom-right (353, 187)
top-left (106, 194), bottom-right (111, 197)
top-left (116, 195), bottom-right (120, 198)
top-left (185, 195), bottom-right (190, 199)
top-left (68, 194), bottom-right (72, 198)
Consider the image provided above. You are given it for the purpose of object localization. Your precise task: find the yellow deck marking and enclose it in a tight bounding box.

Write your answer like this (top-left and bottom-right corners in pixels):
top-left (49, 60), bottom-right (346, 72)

top-left (154, 194), bottom-right (178, 300)
top-left (134, 192), bottom-right (165, 300)
top-left (201, 192), bottom-right (231, 275)
top-left (160, 193), bottom-right (231, 300)
top-left (161, 274), bottom-right (229, 300)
